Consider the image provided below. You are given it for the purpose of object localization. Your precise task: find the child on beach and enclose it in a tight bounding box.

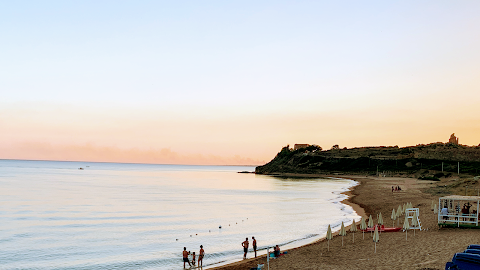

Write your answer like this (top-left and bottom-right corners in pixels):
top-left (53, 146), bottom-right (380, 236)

top-left (191, 252), bottom-right (196, 266)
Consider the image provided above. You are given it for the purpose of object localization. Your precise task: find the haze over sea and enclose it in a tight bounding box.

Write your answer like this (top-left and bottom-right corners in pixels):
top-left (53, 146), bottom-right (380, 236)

top-left (0, 160), bottom-right (360, 269)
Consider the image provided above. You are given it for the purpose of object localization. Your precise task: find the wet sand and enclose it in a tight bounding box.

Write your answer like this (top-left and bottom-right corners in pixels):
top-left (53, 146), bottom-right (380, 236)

top-left (211, 176), bottom-right (478, 270)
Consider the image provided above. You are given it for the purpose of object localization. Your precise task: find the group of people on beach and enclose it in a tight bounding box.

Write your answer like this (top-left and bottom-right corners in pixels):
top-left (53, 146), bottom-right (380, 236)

top-left (242, 236), bottom-right (257, 259)
top-left (183, 245), bottom-right (204, 269)
top-left (391, 185), bottom-right (402, 192)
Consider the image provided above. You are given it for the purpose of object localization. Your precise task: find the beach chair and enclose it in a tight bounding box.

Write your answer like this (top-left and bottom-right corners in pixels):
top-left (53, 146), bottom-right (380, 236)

top-left (445, 252), bottom-right (480, 270)
top-left (249, 264), bottom-right (264, 270)
top-left (467, 245), bottom-right (480, 250)
top-left (464, 249), bottom-right (480, 255)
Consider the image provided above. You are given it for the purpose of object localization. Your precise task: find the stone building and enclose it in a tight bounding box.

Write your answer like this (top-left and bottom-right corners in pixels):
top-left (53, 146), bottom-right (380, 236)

top-left (449, 133), bottom-right (459, 144)
top-left (294, 144), bottom-right (310, 150)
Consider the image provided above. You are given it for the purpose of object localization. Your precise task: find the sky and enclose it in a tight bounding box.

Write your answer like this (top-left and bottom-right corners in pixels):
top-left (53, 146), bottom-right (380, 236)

top-left (1, 1), bottom-right (480, 165)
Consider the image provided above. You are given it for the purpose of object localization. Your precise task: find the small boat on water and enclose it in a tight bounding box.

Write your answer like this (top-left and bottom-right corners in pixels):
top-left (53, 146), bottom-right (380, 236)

top-left (360, 224), bottom-right (402, 232)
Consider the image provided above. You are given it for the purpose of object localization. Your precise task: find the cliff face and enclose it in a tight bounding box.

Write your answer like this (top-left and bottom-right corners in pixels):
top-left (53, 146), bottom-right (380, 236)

top-left (255, 143), bottom-right (480, 176)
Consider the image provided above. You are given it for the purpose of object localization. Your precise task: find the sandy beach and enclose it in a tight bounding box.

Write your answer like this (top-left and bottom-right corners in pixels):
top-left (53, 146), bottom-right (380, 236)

top-left (211, 175), bottom-right (478, 270)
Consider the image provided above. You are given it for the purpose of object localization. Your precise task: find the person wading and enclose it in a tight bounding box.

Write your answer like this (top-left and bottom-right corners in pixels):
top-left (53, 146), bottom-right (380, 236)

top-left (198, 245), bottom-right (205, 267)
top-left (182, 247), bottom-right (191, 268)
top-left (242, 237), bottom-right (249, 259)
top-left (252, 236), bottom-right (257, 258)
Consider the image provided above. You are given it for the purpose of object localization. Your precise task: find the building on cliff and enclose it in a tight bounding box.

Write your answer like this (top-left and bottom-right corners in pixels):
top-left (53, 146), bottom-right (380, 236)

top-left (449, 133), bottom-right (459, 144)
top-left (294, 144), bottom-right (310, 150)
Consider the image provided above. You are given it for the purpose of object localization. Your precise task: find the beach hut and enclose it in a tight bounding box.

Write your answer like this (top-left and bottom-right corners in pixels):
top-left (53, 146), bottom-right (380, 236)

top-left (438, 195), bottom-right (480, 228)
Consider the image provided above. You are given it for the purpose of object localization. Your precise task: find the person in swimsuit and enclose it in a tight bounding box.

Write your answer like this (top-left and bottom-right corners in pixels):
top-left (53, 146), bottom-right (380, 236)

top-left (183, 247), bottom-right (191, 268)
top-left (242, 237), bottom-right (249, 259)
top-left (252, 236), bottom-right (257, 258)
top-left (198, 245), bottom-right (205, 267)
top-left (191, 252), bottom-right (196, 266)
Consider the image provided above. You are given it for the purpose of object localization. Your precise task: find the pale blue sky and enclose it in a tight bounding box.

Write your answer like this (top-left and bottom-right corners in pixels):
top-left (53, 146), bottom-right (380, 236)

top-left (1, 1), bottom-right (480, 164)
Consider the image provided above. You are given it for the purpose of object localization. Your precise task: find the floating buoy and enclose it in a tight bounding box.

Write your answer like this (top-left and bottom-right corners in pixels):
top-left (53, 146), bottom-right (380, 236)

top-left (196, 234), bottom-right (197, 235)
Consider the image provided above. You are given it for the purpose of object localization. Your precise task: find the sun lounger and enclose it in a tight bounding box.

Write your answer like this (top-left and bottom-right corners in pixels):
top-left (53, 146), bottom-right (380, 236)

top-left (445, 252), bottom-right (480, 270)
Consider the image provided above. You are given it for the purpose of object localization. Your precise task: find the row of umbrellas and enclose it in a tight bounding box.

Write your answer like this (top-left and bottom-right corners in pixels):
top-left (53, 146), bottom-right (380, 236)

top-left (325, 202), bottom-right (419, 253)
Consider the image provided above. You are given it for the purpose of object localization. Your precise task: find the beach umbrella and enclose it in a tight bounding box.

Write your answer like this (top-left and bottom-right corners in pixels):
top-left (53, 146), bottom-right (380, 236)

top-left (360, 217), bottom-right (367, 239)
top-left (373, 226), bottom-right (379, 253)
top-left (378, 212), bottom-right (384, 226)
top-left (397, 205), bottom-right (403, 216)
top-left (402, 215), bottom-right (409, 241)
top-left (412, 213), bottom-right (418, 236)
top-left (350, 219), bottom-right (357, 243)
top-left (396, 205), bottom-right (403, 226)
top-left (368, 215), bottom-right (374, 236)
top-left (433, 204), bottom-right (438, 214)
top-left (431, 201), bottom-right (434, 211)
top-left (339, 222), bottom-right (347, 246)
top-left (326, 224), bottom-right (333, 251)
top-left (391, 209), bottom-right (396, 228)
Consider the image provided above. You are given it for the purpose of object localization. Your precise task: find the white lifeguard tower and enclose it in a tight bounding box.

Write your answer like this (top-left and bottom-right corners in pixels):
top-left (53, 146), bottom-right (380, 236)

top-left (405, 208), bottom-right (422, 230)
top-left (438, 195), bottom-right (480, 228)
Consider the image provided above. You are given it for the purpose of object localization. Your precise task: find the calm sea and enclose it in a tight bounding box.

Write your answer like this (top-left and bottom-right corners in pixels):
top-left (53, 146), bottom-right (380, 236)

top-left (0, 160), bottom-right (360, 270)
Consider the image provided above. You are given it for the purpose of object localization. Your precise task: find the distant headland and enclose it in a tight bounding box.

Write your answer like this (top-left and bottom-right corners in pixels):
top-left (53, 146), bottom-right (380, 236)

top-left (256, 134), bottom-right (480, 179)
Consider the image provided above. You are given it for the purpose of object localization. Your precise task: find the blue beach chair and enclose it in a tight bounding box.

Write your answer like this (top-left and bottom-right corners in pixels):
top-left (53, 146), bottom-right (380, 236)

top-left (445, 252), bottom-right (480, 270)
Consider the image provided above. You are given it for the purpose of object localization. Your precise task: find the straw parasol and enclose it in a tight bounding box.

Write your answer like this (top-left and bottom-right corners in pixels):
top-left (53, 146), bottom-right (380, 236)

top-left (368, 215), bottom-right (374, 236)
top-left (391, 209), bottom-right (396, 228)
top-left (396, 205), bottom-right (403, 226)
top-left (339, 221), bottom-right (347, 246)
top-left (402, 215), bottom-right (409, 241)
top-left (412, 212), bottom-right (418, 236)
top-left (373, 225), bottom-right (379, 253)
top-left (360, 217), bottom-right (367, 239)
top-left (326, 224), bottom-right (332, 251)
top-left (350, 219), bottom-right (357, 243)
top-left (378, 212), bottom-right (384, 226)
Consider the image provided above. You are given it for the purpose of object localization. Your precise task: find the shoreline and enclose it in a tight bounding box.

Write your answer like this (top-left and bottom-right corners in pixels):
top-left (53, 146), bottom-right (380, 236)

top-left (209, 174), bottom-right (368, 270)
top-left (212, 174), bottom-right (479, 269)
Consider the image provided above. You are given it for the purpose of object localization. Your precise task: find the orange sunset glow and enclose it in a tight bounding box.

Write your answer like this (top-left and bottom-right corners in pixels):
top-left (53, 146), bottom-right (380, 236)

top-left (1, 2), bottom-right (480, 165)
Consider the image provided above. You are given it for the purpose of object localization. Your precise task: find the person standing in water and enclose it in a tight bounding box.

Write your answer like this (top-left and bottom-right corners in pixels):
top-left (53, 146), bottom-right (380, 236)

top-left (198, 245), bottom-right (205, 267)
top-left (242, 237), bottom-right (249, 259)
top-left (182, 247), bottom-right (191, 268)
top-left (252, 236), bottom-right (257, 258)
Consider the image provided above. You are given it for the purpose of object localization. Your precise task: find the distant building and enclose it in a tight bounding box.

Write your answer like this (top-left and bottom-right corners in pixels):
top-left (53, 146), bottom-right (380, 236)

top-left (449, 133), bottom-right (459, 144)
top-left (294, 144), bottom-right (310, 150)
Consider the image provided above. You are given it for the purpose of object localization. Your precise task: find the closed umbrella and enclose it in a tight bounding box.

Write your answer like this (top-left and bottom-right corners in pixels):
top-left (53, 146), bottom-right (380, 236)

top-left (391, 209), bottom-right (396, 228)
top-left (431, 201), bottom-right (434, 211)
top-left (326, 224), bottom-right (332, 251)
top-left (397, 205), bottom-right (403, 226)
top-left (360, 217), bottom-right (367, 239)
top-left (339, 221), bottom-right (346, 246)
top-left (403, 203), bottom-right (407, 213)
top-left (378, 212), bottom-right (384, 225)
top-left (368, 215), bottom-right (374, 236)
top-left (412, 212), bottom-right (418, 236)
top-left (373, 225), bottom-right (379, 253)
top-left (433, 204), bottom-right (438, 214)
top-left (402, 215), bottom-right (409, 241)
top-left (350, 219), bottom-right (357, 243)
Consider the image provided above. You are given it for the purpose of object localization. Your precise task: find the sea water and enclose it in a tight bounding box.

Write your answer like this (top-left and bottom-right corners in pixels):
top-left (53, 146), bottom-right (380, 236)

top-left (0, 160), bottom-right (360, 270)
